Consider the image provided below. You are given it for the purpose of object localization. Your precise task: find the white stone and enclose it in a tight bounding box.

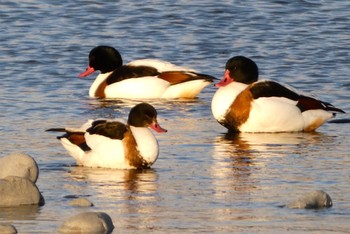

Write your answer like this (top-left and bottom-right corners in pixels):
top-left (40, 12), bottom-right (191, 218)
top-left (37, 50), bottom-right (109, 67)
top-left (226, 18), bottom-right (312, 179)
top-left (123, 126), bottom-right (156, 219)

top-left (69, 197), bottom-right (94, 207)
top-left (287, 190), bottom-right (332, 209)
top-left (0, 224), bottom-right (17, 234)
top-left (0, 176), bottom-right (44, 207)
top-left (60, 212), bottom-right (114, 233)
top-left (0, 153), bottom-right (39, 183)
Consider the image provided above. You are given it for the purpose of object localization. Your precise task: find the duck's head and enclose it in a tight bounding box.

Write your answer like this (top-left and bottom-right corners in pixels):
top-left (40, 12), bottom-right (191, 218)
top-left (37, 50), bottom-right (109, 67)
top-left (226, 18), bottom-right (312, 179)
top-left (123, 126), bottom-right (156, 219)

top-left (215, 56), bottom-right (259, 87)
top-left (128, 103), bottom-right (167, 133)
top-left (78, 45), bottom-right (123, 77)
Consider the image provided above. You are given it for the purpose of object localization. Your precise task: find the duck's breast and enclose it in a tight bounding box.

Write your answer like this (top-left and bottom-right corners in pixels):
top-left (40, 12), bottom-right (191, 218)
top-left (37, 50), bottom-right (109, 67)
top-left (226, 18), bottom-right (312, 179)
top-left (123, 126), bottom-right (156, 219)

top-left (89, 73), bottom-right (111, 97)
top-left (211, 82), bottom-right (248, 122)
top-left (130, 126), bottom-right (159, 164)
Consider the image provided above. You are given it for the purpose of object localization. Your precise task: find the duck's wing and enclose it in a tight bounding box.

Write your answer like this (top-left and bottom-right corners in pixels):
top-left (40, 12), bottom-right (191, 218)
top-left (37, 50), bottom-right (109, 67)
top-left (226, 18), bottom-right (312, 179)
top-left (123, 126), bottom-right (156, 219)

top-left (86, 120), bottom-right (128, 140)
top-left (249, 80), bottom-right (345, 113)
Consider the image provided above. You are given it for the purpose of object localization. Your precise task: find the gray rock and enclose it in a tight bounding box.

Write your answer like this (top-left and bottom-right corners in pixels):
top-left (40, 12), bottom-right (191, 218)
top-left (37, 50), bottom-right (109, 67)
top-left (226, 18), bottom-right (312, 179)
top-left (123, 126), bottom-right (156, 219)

top-left (287, 190), bottom-right (332, 209)
top-left (0, 153), bottom-right (39, 183)
top-left (0, 224), bottom-right (17, 234)
top-left (69, 197), bottom-right (94, 207)
top-left (59, 212), bottom-right (114, 234)
top-left (0, 176), bottom-right (44, 207)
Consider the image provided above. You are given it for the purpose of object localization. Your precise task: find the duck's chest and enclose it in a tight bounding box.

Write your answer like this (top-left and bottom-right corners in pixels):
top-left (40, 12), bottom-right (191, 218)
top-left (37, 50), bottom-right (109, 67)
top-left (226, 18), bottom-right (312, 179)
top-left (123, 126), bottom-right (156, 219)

top-left (211, 83), bottom-right (248, 122)
top-left (130, 127), bottom-right (159, 163)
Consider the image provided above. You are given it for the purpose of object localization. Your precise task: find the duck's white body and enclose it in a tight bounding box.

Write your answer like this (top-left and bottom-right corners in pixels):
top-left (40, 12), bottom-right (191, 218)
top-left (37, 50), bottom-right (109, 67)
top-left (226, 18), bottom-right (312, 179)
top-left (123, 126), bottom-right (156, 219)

top-left (212, 80), bottom-right (336, 133)
top-left (60, 124), bottom-right (158, 169)
top-left (212, 56), bottom-right (344, 133)
top-left (88, 59), bottom-right (212, 99)
top-left (78, 46), bottom-right (215, 99)
top-left (48, 103), bottom-right (166, 169)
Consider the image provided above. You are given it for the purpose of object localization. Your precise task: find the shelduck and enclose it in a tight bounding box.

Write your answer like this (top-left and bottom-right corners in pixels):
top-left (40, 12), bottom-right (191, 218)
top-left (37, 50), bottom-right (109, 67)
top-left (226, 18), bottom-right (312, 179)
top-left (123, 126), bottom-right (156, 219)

top-left (47, 103), bottom-right (167, 169)
top-left (78, 46), bottom-right (215, 99)
top-left (211, 56), bottom-right (345, 133)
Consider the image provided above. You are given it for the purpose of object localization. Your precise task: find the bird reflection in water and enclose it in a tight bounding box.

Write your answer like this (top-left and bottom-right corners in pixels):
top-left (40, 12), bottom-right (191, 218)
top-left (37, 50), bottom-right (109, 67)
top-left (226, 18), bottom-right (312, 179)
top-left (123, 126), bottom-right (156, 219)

top-left (211, 131), bottom-right (324, 197)
top-left (68, 167), bottom-right (159, 231)
top-left (212, 133), bottom-right (256, 197)
top-left (211, 131), bottom-right (325, 222)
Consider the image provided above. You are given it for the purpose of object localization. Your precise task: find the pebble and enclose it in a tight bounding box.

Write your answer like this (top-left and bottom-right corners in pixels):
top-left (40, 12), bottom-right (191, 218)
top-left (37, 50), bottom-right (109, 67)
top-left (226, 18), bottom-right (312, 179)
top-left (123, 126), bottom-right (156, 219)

top-left (69, 197), bottom-right (94, 207)
top-left (0, 176), bottom-right (44, 207)
top-left (0, 224), bottom-right (17, 234)
top-left (59, 212), bottom-right (114, 233)
top-left (286, 190), bottom-right (333, 209)
top-left (0, 153), bottom-right (39, 183)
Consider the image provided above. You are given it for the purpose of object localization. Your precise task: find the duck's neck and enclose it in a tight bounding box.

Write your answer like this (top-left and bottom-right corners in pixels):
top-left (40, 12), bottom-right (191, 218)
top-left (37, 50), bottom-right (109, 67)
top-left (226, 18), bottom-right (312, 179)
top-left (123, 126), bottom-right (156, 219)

top-left (89, 72), bottom-right (112, 97)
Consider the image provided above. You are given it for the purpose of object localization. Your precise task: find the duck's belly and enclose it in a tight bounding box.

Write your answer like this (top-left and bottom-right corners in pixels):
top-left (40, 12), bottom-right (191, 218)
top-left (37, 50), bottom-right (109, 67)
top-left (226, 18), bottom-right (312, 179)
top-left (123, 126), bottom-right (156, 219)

top-left (104, 77), bottom-right (169, 99)
top-left (239, 97), bottom-right (304, 132)
top-left (162, 80), bottom-right (211, 99)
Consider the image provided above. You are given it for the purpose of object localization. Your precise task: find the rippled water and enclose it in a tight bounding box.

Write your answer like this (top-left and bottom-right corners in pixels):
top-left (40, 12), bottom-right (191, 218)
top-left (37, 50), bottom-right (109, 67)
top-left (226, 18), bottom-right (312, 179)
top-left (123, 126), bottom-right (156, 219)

top-left (1, 0), bottom-right (350, 233)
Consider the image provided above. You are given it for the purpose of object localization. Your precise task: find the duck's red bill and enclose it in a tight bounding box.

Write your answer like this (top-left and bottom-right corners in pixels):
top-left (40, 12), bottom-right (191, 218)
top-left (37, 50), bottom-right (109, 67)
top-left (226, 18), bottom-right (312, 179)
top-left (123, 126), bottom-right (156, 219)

top-left (150, 122), bottom-right (167, 133)
top-left (78, 65), bottom-right (95, 78)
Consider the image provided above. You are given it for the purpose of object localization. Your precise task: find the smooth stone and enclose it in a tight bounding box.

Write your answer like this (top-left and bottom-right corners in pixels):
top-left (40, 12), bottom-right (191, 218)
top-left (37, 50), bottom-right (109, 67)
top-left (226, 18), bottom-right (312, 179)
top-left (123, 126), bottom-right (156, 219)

top-left (0, 176), bottom-right (44, 207)
top-left (0, 224), bottom-right (17, 234)
top-left (0, 153), bottom-right (39, 183)
top-left (287, 190), bottom-right (332, 209)
top-left (60, 212), bottom-right (114, 234)
top-left (69, 197), bottom-right (94, 207)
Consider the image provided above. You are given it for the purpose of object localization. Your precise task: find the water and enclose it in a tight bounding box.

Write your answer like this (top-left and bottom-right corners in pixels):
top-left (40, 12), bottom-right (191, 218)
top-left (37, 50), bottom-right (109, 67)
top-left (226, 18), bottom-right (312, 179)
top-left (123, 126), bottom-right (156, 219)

top-left (1, 0), bottom-right (349, 233)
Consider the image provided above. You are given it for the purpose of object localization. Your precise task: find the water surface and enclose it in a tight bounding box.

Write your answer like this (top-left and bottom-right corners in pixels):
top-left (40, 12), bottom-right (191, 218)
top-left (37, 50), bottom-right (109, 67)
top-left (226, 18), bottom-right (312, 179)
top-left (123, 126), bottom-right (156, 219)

top-left (1, 0), bottom-right (349, 233)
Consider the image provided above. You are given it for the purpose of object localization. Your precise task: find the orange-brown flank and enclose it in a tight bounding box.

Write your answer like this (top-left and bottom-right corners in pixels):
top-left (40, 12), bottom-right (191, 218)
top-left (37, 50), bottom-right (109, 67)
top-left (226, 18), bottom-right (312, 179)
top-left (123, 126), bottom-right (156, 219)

top-left (303, 118), bottom-right (325, 132)
top-left (158, 71), bottom-right (194, 85)
top-left (94, 81), bottom-right (107, 98)
top-left (224, 87), bottom-right (254, 131)
top-left (123, 127), bottom-right (149, 168)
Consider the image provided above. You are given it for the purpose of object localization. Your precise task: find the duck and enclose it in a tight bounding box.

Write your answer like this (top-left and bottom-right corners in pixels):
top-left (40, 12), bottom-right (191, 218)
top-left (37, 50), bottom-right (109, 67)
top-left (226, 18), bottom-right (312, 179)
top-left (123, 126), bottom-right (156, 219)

top-left (211, 56), bottom-right (345, 133)
top-left (47, 103), bottom-right (167, 169)
top-left (78, 46), bottom-right (216, 99)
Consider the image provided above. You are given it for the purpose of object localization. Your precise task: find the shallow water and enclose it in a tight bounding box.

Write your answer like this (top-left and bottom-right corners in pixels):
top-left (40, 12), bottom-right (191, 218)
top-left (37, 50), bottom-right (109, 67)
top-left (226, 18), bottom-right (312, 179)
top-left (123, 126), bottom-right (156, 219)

top-left (1, 0), bottom-right (350, 233)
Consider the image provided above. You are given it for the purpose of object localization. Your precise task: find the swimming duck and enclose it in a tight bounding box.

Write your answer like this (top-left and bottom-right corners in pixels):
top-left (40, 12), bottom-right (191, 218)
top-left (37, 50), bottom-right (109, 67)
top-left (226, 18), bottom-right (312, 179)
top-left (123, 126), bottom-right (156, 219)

top-left (47, 103), bottom-right (167, 169)
top-left (211, 56), bottom-right (345, 133)
top-left (78, 46), bottom-right (215, 99)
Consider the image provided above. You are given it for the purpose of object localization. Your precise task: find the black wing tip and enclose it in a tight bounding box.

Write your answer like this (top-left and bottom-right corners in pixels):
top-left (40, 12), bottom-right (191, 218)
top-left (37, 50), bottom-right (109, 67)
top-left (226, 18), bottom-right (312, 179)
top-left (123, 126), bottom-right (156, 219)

top-left (326, 105), bottom-right (346, 114)
top-left (197, 73), bottom-right (218, 82)
top-left (46, 128), bottom-right (69, 140)
top-left (336, 108), bottom-right (346, 114)
top-left (46, 128), bottom-right (66, 132)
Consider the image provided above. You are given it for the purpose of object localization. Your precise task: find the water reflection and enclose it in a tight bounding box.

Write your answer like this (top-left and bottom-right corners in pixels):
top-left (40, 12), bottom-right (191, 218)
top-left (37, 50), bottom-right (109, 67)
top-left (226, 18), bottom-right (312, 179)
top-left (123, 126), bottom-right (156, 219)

top-left (83, 97), bottom-right (213, 126)
top-left (85, 97), bottom-right (210, 114)
top-left (217, 131), bottom-right (326, 156)
top-left (69, 166), bottom-right (158, 195)
top-left (210, 132), bottom-right (325, 197)
top-left (68, 167), bottom-right (159, 230)
top-left (210, 131), bottom-right (332, 226)
top-left (0, 206), bottom-right (41, 221)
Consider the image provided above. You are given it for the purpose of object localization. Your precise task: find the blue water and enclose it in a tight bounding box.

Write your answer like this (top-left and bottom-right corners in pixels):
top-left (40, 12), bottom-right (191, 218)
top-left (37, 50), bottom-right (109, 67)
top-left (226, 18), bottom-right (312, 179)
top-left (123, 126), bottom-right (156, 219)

top-left (1, 0), bottom-right (349, 233)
